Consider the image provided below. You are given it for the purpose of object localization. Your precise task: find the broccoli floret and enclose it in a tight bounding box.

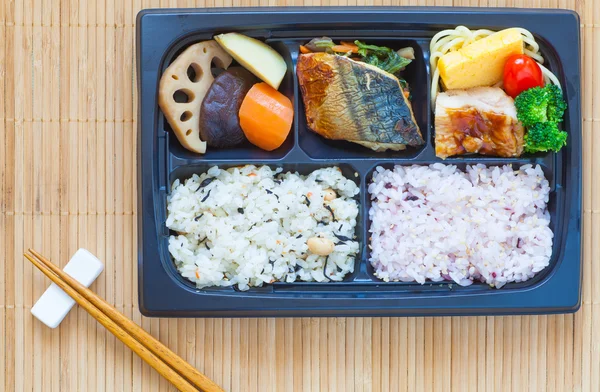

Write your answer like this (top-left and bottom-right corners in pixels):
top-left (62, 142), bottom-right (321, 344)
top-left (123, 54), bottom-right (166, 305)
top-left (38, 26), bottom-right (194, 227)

top-left (515, 84), bottom-right (567, 127)
top-left (544, 85), bottom-right (568, 122)
top-left (524, 122), bottom-right (568, 153)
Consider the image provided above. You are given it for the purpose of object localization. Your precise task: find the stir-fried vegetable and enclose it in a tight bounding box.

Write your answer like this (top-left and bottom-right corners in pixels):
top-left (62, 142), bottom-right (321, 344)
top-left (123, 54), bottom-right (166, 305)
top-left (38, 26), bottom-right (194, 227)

top-left (332, 42), bottom-right (359, 54)
top-left (355, 41), bottom-right (392, 57)
top-left (398, 78), bottom-right (411, 100)
top-left (305, 37), bottom-right (335, 52)
top-left (396, 47), bottom-right (415, 60)
top-left (354, 41), bottom-right (412, 75)
top-left (300, 37), bottom-right (413, 76)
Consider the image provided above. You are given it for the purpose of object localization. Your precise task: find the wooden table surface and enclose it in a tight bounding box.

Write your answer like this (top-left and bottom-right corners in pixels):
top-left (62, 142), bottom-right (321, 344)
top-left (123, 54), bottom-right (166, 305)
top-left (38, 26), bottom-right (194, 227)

top-left (1, 1), bottom-right (597, 391)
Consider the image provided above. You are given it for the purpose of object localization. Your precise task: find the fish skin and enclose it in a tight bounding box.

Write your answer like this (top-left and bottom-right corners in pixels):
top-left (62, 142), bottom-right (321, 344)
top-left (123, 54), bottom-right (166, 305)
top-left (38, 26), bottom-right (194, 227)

top-left (297, 53), bottom-right (424, 150)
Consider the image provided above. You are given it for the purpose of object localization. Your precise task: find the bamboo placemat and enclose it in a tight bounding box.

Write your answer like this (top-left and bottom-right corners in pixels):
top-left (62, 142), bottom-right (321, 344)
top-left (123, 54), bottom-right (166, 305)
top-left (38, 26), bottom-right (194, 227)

top-left (0, 0), bottom-right (596, 391)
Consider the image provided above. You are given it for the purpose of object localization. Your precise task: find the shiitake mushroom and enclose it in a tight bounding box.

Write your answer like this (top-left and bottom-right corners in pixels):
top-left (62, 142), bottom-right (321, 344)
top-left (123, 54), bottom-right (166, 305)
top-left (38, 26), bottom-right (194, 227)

top-left (199, 67), bottom-right (258, 148)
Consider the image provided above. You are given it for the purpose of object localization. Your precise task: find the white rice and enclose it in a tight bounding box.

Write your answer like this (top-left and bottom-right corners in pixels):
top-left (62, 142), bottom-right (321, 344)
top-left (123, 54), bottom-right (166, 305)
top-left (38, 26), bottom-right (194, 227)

top-left (167, 165), bottom-right (360, 290)
top-left (368, 164), bottom-right (553, 288)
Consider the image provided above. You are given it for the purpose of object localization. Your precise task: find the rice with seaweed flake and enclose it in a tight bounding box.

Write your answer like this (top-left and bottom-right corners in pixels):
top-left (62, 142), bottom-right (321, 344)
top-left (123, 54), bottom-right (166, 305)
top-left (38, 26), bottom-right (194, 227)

top-left (368, 164), bottom-right (553, 288)
top-left (167, 165), bottom-right (359, 290)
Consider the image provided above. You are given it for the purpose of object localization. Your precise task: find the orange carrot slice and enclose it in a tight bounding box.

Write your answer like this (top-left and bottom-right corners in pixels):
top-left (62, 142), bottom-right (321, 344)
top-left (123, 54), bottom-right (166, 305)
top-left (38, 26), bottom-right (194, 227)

top-left (299, 45), bottom-right (311, 54)
top-left (239, 83), bottom-right (293, 151)
top-left (332, 43), bottom-right (358, 53)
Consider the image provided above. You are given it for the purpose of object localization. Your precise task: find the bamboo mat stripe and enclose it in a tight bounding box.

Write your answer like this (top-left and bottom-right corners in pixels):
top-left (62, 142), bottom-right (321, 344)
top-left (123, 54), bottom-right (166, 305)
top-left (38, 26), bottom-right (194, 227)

top-left (0, 0), bottom-right (597, 391)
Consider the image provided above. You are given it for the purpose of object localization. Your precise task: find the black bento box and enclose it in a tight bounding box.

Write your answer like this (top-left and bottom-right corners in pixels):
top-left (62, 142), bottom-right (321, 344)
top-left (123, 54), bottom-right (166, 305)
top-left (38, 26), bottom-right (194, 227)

top-left (136, 7), bottom-right (582, 317)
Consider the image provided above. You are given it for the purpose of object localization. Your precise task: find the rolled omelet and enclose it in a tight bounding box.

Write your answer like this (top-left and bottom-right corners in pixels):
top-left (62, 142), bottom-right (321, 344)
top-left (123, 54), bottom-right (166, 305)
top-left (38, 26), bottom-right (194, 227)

top-left (438, 28), bottom-right (523, 90)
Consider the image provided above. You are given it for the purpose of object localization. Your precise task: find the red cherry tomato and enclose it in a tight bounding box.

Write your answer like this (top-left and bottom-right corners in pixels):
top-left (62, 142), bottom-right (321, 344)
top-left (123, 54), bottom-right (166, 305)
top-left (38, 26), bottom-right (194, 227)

top-left (503, 54), bottom-right (544, 98)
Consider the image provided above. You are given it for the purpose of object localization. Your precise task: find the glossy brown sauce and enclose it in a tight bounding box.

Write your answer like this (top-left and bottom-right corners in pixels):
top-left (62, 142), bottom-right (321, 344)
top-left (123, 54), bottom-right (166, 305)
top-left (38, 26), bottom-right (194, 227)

top-left (446, 108), bottom-right (520, 157)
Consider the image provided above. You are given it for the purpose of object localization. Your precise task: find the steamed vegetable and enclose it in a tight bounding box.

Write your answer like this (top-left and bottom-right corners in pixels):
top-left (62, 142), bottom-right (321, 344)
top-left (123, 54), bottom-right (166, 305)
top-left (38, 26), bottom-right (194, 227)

top-left (515, 84), bottom-right (566, 127)
top-left (503, 54), bottom-right (544, 98)
top-left (158, 40), bottom-right (233, 154)
top-left (214, 32), bottom-right (287, 90)
top-left (515, 84), bottom-right (568, 153)
top-left (354, 40), bottom-right (412, 75)
top-left (524, 122), bottom-right (568, 153)
top-left (199, 67), bottom-right (257, 148)
top-left (239, 82), bottom-right (293, 151)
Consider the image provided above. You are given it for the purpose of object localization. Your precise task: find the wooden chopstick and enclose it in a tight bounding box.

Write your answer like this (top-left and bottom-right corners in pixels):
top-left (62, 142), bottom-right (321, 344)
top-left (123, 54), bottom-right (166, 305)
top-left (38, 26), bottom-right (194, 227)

top-left (27, 249), bottom-right (223, 392)
top-left (25, 250), bottom-right (223, 392)
top-left (24, 252), bottom-right (198, 392)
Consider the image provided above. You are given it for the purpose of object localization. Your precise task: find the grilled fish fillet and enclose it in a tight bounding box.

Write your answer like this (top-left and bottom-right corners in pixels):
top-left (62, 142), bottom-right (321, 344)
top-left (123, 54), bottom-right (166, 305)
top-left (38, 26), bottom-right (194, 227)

top-left (435, 87), bottom-right (524, 159)
top-left (297, 53), bottom-right (424, 151)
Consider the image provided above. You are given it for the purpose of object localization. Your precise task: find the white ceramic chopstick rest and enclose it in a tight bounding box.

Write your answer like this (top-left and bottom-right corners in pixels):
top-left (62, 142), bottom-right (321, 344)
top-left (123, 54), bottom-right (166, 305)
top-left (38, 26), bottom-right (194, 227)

top-left (31, 248), bottom-right (104, 328)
